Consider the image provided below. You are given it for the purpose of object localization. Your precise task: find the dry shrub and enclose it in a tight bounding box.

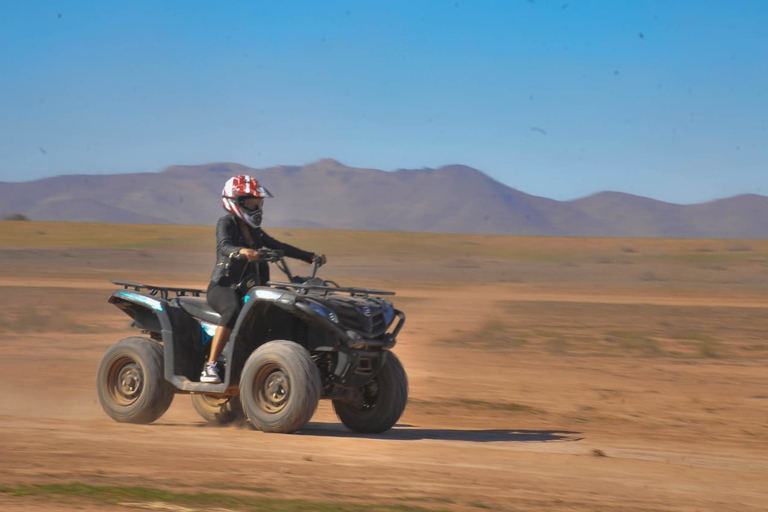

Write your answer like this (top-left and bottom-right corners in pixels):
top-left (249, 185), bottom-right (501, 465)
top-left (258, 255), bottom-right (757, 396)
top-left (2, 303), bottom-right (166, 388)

top-left (639, 271), bottom-right (666, 282)
top-left (697, 263), bottom-right (727, 271)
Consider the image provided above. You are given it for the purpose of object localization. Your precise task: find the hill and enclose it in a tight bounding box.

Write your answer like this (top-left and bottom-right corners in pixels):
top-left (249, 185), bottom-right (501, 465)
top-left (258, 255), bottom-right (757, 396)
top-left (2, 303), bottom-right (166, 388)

top-left (1, 159), bottom-right (765, 238)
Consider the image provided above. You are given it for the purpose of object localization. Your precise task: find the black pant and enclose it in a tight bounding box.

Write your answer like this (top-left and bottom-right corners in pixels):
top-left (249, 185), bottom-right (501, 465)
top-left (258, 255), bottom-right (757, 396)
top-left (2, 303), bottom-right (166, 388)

top-left (207, 282), bottom-right (241, 329)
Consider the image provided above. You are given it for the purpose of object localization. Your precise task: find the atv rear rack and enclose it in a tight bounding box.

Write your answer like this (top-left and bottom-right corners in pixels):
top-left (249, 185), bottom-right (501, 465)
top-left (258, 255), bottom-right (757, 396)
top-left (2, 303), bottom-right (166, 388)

top-left (111, 280), bottom-right (206, 299)
top-left (267, 281), bottom-right (395, 297)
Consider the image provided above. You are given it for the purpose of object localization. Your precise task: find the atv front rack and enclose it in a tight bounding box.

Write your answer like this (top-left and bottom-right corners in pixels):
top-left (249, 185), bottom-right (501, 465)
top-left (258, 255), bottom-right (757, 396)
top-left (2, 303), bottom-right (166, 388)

top-left (111, 280), bottom-right (206, 299)
top-left (267, 281), bottom-right (395, 297)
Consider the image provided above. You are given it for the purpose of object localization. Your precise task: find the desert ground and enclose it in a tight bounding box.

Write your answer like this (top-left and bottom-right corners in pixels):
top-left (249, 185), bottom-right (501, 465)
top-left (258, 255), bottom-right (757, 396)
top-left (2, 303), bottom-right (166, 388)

top-left (1, 221), bottom-right (767, 512)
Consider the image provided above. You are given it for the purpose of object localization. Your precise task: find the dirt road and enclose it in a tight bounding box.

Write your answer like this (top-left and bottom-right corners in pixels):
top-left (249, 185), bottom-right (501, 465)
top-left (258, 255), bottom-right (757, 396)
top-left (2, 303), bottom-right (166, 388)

top-left (1, 241), bottom-right (767, 511)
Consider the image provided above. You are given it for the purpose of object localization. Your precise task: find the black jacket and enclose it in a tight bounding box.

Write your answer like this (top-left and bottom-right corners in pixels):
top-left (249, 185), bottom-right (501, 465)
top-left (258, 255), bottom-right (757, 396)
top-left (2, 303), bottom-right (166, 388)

top-left (209, 214), bottom-right (315, 287)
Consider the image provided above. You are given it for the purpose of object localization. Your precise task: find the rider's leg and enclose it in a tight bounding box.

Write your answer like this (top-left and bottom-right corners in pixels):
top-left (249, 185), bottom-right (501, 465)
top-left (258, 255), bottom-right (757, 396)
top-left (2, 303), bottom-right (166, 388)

top-left (202, 284), bottom-right (241, 382)
top-left (208, 326), bottom-right (231, 364)
top-left (205, 284), bottom-right (241, 361)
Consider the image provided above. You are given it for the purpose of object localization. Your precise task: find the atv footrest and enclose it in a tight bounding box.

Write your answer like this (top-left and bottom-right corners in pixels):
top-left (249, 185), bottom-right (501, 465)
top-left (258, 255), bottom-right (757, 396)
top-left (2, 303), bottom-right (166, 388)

top-left (170, 376), bottom-right (236, 396)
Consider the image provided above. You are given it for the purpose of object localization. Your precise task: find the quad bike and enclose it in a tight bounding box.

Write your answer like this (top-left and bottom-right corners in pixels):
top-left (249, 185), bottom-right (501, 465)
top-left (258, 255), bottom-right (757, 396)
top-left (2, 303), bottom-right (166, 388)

top-left (97, 249), bottom-right (407, 434)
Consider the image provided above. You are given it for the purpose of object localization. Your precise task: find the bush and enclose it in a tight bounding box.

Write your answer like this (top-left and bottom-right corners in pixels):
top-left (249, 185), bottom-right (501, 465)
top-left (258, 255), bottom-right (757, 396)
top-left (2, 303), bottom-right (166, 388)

top-left (2, 213), bottom-right (30, 221)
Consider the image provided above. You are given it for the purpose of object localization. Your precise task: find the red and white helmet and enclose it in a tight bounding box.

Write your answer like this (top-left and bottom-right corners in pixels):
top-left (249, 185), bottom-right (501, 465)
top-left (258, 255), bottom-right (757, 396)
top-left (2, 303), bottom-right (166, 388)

top-left (221, 175), bottom-right (273, 228)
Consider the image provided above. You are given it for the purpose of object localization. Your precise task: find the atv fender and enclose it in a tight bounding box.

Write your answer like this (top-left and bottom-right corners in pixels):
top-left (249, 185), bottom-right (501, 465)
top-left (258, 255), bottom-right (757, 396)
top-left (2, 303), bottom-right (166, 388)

top-left (230, 288), bottom-right (353, 346)
top-left (228, 290), bottom-right (314, 348)
top-left (109, 290), bottom-right (168, 336)
top-left (109, 290), bottom-right (187, 386)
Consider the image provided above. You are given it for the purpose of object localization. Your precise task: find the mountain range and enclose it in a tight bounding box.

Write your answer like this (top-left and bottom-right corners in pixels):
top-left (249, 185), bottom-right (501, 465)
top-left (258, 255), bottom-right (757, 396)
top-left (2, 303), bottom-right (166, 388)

top-left (1, 159), bottom-right (766, 238)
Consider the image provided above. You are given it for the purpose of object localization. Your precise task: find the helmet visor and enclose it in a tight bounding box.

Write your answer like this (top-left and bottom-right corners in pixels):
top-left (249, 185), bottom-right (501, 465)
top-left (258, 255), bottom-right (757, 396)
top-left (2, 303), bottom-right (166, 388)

top-left (238, 196), bottom-right (264, 213)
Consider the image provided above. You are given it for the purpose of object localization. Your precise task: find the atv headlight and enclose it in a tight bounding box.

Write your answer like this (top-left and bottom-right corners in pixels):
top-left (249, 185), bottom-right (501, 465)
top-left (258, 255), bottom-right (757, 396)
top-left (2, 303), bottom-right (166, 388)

top-left (308, 302), bottom-right (339, 323)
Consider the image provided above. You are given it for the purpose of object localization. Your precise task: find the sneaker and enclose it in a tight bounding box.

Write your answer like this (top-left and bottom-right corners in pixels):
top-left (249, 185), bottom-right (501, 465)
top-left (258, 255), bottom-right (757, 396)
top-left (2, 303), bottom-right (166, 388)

top-left (200, 361), bottom-right (221, 384)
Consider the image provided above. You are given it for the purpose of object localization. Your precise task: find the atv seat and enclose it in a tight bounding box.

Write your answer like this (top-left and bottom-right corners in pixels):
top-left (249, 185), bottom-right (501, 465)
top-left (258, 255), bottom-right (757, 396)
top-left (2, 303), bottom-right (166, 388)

top-left (175, 297), bottom-right (221, 325)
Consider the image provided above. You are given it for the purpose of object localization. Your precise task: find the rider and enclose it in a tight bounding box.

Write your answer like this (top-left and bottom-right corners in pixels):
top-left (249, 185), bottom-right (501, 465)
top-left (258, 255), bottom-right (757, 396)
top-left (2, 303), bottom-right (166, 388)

top-left (202, 175), bottom-right (326, 383)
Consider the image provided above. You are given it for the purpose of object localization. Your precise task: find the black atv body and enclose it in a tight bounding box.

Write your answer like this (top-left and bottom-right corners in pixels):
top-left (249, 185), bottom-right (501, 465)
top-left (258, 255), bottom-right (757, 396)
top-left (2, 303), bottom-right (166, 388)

top-left (97, 250), bottom-right (408, 433)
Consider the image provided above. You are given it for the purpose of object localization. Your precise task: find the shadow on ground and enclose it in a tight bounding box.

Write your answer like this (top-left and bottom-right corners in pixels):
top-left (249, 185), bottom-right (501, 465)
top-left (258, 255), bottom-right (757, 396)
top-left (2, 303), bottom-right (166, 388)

top-left (299, 423), bottom-right (583, 442)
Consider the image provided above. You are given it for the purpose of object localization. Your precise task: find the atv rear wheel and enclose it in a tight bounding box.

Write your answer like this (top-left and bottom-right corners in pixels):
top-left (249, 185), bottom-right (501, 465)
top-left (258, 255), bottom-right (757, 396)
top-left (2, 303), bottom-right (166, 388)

top-left (191, 394), bottom-right (244, 425)
top-left (96, 337), bottom-right (175, 424)
top-left (240, 340), bottom-right (321, 433)
top-left (333, 352), bottom-right (408, 433)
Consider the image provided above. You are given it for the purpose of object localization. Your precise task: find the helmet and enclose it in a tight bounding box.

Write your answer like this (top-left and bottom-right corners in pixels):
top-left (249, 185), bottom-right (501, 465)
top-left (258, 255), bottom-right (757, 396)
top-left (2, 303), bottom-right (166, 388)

top-left (221, 175), bottom-right (273, 228)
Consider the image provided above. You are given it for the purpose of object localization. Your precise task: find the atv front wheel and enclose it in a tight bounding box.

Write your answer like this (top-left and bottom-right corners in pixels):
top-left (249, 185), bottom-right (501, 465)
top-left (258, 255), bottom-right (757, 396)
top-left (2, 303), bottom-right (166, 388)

top-left (333, 352), bottom-right (408, 433)
top-left (96, 337), bottom-right (175, 424)
top-left (191, 394), bottom-right (244, 425)
top-left (240, 340), bottom-right (321, 433)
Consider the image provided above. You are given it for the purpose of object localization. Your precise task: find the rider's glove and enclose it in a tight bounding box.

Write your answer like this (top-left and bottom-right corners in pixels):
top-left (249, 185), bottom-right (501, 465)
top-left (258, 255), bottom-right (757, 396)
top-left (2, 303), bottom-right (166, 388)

top-left (313, 254), bottom-right (327, 267)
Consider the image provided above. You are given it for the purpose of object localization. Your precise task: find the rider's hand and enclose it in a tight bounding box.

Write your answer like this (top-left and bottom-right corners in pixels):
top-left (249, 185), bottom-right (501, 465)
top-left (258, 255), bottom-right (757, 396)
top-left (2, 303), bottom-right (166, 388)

top-left (239, 248), bottom-right (259, 260)
top-left (313, 254), bottom-right (327, 267)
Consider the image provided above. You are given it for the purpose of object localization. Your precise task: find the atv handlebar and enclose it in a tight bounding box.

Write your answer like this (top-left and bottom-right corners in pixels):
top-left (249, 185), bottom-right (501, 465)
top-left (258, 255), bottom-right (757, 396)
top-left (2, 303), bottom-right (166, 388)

top-left (234, 248), bottom-right (324, 283)
top-left (310, 257), bottom-right (323, 279)
top-left (232, 248), bottom-right (285, 263)
top-left (256, 248), bottom-right (285, 263)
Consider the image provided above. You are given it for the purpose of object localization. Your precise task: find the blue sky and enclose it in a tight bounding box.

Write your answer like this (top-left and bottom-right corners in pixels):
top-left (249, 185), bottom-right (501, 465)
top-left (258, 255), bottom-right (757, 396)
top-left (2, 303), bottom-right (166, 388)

top-left (1, 1), bottom-right (766, 204)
